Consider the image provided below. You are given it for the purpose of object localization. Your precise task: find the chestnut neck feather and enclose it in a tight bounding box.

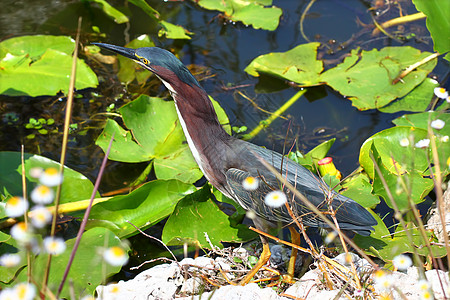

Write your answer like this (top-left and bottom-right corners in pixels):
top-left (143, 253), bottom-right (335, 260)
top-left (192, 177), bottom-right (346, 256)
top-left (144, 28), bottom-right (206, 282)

top-left (160, 70), bottom-right (231, 190)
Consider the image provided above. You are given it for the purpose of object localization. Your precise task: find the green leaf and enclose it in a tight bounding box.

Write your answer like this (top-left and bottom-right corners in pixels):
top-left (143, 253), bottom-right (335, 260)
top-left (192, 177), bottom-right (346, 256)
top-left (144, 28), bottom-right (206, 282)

top-left (162, 185), bottom-right (256, 248)
top-left (378, 78), bottom-right (439, 113)
top-left (16, 228), bottom-right (126, 298)
top-left (355, 216), bottom-right (447, 260)
top-left (392, 111), bottom-right (450, 137)
top-left (359, 126), bottom-right (430, 179)
top-left (393, 111), bottom-right (450, 176)
top-left (0, 152), bottom-right (97, 204)
top-left (0, 35), bottom-right (75, 60)
top-left (320, 47), bottom-right (437, 110)
top-left (370, 143), bottom-right (433, 210)
top-left (86, 180), bottom-right (196, 238)
top-left (341, 173), bottom-right (380, 208)
top-left (0, 232), bottom-right (26, 284)
top-left (128, 0), bottom-right (160, 20)
top-left (89, 0), bottom-right (129, 23)
top-left (0, 48), bottom-right (98, 97)
top-left (158, 21), bottom-right (193, 40)
top-left (196, 0), bottom-right (282, 31)
top-left (413, 0), bottom-right (450, 58)
top-left (245, 43), bottom-right (323, 86)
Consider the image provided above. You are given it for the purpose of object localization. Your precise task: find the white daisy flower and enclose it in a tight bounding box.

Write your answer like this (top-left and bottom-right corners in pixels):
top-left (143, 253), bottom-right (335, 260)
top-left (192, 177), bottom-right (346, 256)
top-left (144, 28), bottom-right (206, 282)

top-left (434, 87), bottom-right (448, 99)
top-left (417, 279), bottom-right (431, 291)
top-left (5, 197), bottom-right (28, 218)
top-left (0, 288), bottom-right (16, 300)
top-left (30, 185), bottom-right (54, 204)
top-left (0, 253), bottom-right (21, 268)
top-left (373, 270), bottom-right (392, 291)
top-left (392, 254), bottom-right (412, 271)
top-left (29, 206), bottom-right (52, 228)
top-left (420, 290), bottom-right (433, 300)
top-left (399, 138), bottom-right (410, 147)
top-left (39, 168), bottom-right (63, 187)
top-left (245, 210), bottom-right (257, 220)
top-left (29, 167), bottom-right (43, 179)
top-left (10, 222), bottom-right (32, 243)
top-left (415, 139), bottom-right (430, 148)
top-left (14, 282), bottom-right (36, 300)
top-left (447, 95), bottom-right (450, 103)
top-left (103, 246), bottom-right (129, 266)
top-left (430, 119), bottom-right (445, 130)
top-left (242, 176), bottom-right (259, 191)
top-left (104, 284), bottom-right (121, 295)
top-left (324, 231), bottom-right (337, 244)
top-left (43, 236), bottom-right (66, 255)
top-left (264, 190), bottom-right (287, 208)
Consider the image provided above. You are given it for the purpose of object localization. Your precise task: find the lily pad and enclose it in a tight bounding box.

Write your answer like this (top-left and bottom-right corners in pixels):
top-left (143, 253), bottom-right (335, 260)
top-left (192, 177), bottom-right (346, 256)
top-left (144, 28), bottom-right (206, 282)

top-left (378, 78), bottom-right (439, 113)
top-left (369, 143), bottom-right (433, 210)
top-left (355, 216), bottom-right (447, 260)
top-left (15, 228), bottom-right (126, 299)
top-left (320, 47), bottom-right (437, 110)
top-left (89, 0), bottom-right (129, 23)
top-left (245, 43), bottom-right (323, 86)
top-left (0, 35), bottom-right (98, 96)
top-left (0, 151), bottom-right (97, 204)
top-left (359, 126), bottom-right (430, 179)
top-left (196, 0), bottom-right (282, 31)
top-left (158, 21), bottom-right (193, 40)
top-left (392, 111), bottom-right (450, 176)
top-left (85, 179), bottom-right (196, 238)
top-left (162, 185), bottom-right (256, 248)
top-left (341, 173), bottom-right (380, 208)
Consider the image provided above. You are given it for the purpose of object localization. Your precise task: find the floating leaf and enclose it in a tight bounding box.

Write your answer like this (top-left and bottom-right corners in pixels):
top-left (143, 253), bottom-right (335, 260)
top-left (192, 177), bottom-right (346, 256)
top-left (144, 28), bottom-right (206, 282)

top-left (89, 0), bottom-right (129, 23)
top-left (370, 143), bottom-right (433, 210)
top-left (359, 126), bottom-right (430, 179)
top-left (128, 0), bottom-right (160, 20)
top-left (393, 111), bottom-right (450, 176)
top-left (0, 35), bottom-right (98, 96)
top-left (196, 0), bottom-right (282, 31)
top-left (85, 180), bottom-right (196, 238)
top-left (320, 47), bottom-right (437, 110)
top-left (162, 185), bottom-right (256, 248)
top-left (245, 43), bottom-right (323, 86)
top-left (15, 228), bottom-right (125, 299)
top-left (355, 216), bottom-right (447, 260)
top-left (341, 173), bottom-right (380, 208)
top-left (379, 78), bottom-right (439, 113)
top-left (0, 152), bottom-right (97, 204)
top-left (158, 21), bottom-right (193, 40)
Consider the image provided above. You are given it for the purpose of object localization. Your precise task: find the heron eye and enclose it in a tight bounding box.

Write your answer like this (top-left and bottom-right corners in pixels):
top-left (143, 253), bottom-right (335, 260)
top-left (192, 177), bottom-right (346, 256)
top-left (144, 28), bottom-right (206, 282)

top-left (142, 58), bottom-right (150, 65)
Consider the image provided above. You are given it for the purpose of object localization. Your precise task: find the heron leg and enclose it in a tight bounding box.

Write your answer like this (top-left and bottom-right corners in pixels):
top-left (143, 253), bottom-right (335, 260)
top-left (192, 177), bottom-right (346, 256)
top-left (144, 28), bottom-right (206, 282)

top-left (284, 227), bottom-right (300, 283)
top-left (239, 237), bottom-right (271, 285)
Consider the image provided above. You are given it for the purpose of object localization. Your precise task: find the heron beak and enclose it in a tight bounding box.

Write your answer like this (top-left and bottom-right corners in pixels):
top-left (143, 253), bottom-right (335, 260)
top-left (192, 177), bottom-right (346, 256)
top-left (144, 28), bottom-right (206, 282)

top-left (93, 43), bottom-right (137, 61)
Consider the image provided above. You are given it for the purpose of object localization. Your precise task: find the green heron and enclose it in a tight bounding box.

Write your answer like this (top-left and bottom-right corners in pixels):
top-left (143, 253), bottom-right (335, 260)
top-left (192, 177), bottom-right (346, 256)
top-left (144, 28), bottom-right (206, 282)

top-left (94, 43), bottom-right (377, 284)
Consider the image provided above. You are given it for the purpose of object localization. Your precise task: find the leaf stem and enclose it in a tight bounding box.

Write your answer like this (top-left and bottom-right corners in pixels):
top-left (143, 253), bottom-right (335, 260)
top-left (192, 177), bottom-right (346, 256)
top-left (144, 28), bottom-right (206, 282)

top-left (242, 89), bottom-right (306, 141)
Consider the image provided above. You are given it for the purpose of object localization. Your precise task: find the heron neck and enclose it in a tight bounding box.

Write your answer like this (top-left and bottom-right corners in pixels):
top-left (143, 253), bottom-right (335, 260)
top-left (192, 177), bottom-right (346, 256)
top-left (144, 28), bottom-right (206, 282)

top-left (169, 82), bottom-right (230, 188)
